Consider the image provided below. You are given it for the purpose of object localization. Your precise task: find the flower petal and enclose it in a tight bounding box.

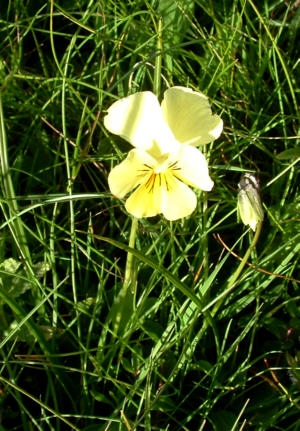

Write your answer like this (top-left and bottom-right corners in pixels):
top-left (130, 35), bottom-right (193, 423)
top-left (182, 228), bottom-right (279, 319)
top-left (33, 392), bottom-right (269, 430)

top-left (125, 182), bottom-right (162, 219)
top-left (161, 86), bottom-right (223, 146)
top-left (104, 91), bottom-right (177, 155)
top-left (108, 149), bottom-right (156, 198)
top-left (160, 180), bottom-right (197, 220)
top-left (173, 145), bottom-right (214, 191)
top-left (125, 174), bottom-right (197, 220)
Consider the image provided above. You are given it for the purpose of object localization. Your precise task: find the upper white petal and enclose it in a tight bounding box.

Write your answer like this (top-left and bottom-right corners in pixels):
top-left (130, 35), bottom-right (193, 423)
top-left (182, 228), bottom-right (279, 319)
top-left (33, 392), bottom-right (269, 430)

top-left (104, 91), bottom-right (178, 156)
top-left (161, 86), bottom-right (223, 146)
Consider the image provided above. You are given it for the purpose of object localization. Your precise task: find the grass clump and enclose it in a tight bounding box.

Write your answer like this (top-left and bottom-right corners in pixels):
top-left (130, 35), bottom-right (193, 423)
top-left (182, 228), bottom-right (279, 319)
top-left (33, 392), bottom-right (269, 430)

top-left (0, 0), bottom-right (299, 430)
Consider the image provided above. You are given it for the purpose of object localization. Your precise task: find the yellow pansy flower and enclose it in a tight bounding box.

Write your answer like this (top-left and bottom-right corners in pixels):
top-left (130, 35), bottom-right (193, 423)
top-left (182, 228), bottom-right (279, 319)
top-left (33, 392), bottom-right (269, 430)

top-left (104, 86), bottom-right (223, 220)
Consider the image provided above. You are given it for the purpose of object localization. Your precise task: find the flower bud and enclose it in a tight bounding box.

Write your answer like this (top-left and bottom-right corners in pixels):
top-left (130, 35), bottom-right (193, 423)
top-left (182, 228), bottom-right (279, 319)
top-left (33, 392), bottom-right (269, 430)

top-left (237, 173), bottom-right (264, 231)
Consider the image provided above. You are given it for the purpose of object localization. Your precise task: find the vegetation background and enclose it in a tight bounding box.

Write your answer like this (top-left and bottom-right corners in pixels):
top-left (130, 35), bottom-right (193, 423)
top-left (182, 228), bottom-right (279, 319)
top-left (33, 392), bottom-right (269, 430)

top-left (0, 0), bottom-right (299, 430)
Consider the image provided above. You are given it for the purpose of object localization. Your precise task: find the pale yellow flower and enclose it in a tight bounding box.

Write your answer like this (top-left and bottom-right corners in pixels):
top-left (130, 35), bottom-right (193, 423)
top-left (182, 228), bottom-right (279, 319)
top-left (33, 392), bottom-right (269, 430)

top-left (104, 86), bottom-right (223, 220)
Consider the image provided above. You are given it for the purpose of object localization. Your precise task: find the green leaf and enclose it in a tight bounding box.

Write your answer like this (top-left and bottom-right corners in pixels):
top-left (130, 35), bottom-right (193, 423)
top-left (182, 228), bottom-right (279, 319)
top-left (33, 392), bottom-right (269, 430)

top-left (142, 320), bottom-right (164, 341)
top-left (158, 0), bottom-right (195, 46)
top-left (0, 258), bottom-right (49, 300)
top-left (277, 148), bottom-right (300, 160)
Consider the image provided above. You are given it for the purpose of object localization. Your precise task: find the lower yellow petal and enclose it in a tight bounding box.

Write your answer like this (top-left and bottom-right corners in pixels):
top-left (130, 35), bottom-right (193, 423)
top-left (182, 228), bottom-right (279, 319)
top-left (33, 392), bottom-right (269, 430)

top-left (125, 176), bottom-right (197, 220)
top-left (160, 179), bottom-right (197, 220)
top-left (125, 182), bottom-right (162, 218)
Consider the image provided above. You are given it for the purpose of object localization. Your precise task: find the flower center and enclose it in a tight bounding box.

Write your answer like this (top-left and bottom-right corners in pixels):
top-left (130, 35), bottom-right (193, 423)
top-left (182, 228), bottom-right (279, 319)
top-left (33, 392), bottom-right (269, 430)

top-left (141, 161), bottom-right (181, 193)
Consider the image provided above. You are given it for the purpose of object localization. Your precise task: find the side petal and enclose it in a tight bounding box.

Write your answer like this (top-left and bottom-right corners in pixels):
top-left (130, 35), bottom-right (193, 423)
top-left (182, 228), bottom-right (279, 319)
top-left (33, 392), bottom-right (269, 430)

top-left (104, 92), bottom-right (176, 154)
top-left (173, 145), bottom-right (214, 191)
top-left (108, 149), bottom-right (155, 198)
top-left (161, 86), bottom-right (223, 146)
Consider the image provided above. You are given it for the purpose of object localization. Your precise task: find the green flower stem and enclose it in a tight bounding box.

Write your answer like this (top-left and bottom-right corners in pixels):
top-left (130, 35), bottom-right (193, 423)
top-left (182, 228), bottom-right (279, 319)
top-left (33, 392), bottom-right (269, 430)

top-left (123, 216), bottom-right (139, 294)
top-left (182, 222), bottom-right (263, 364)
top-left (112, 19), bottom-right (162, 337)
top-left (210, 221), bottom-right (263, 320)
top-left (113, 216), bottom-right (138, 335)
top-left (224, 221), bottom-right (262, 294)
top-left (201, 143), bottom-right (210, 282)
top-left (153, 18), bottom-right (163, 97)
